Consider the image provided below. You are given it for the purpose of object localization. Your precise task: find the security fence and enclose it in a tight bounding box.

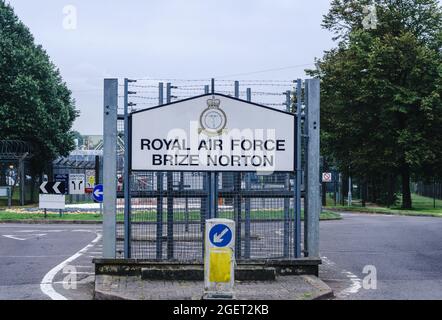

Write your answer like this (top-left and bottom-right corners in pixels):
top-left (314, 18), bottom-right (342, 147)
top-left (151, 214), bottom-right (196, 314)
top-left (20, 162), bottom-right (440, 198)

top-left (0, 140), bottom-right (37, 205)
top-left (106, 78), bottom-right (320, 262)
top-left (52, 150), bottom-right (103, 204)
top-left (116, 171), bottom-right (298, 260)
top-left (413, 181), bottom-right (442, 201)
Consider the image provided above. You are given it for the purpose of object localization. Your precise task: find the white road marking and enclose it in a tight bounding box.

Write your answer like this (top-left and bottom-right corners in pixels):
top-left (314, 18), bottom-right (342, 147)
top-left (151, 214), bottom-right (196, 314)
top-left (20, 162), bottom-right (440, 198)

top-left (2, 234), bottom-right (47, 241)
top-left (322, 256), bottom-right (362, 299)
top-left (53, 275), bottom-right (95, 285)
top-left (16, 230), bottom-right (65, 233)
top-left (63, 271), bottom-right (95, 275)
top-left (40, 231), bottom-right (101, 300)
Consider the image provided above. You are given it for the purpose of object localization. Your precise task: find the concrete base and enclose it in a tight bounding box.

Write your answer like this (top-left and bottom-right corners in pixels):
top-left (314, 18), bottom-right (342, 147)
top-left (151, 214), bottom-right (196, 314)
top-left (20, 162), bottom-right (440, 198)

top-left (92, 258), bottom-right (326, 300)
top-left (93, 258), bottom-right (321, 279)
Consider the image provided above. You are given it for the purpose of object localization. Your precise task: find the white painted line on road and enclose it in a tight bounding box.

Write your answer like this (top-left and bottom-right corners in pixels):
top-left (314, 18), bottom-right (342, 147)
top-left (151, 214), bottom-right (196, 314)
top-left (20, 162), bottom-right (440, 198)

top-left (16, 230), bottom-right (66, 233)
top-left (2, 234), bottom-right (47, 241)
top-left (53, 275), bottom-right (95, 285)
top-left (322, 256), bottom-right (362, 299)
top-left (40, 231), bottom-right (102, 300)
top-left (63, 271), bottom-right (95, 275)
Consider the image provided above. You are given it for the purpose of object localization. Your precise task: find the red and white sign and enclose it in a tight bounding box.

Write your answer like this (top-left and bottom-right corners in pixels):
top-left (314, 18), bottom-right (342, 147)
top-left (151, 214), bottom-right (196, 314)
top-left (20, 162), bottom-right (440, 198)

top-left (322, 172), bottom-right (332, 183)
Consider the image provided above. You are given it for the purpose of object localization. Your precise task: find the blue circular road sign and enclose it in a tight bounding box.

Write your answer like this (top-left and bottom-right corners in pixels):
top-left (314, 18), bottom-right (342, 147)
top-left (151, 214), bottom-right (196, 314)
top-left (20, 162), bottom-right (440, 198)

top-left (209, 224), bottom-right (232, 247)
top-left (93, 184), bottom-right (104, 203)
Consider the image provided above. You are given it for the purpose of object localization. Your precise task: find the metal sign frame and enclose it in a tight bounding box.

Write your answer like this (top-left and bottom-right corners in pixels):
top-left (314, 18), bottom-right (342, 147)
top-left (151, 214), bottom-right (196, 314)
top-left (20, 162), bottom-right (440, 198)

top-left (102, 78), bottom-right (321, 261)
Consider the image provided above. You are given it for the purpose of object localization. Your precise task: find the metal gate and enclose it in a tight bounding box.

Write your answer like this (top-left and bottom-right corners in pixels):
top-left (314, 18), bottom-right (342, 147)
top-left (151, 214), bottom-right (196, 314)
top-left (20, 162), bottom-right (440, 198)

top-left (104, 78), bottom-right (320, 261)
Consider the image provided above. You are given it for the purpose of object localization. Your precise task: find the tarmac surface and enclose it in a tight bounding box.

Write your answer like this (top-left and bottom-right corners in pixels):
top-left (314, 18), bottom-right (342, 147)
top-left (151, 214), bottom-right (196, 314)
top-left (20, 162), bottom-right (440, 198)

top-left (1, 212), bottom-right (441, 300)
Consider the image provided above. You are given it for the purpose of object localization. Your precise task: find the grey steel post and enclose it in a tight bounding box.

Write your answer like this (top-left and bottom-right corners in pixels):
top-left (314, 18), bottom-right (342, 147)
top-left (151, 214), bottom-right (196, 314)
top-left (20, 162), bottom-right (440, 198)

top-left (304, 79), bottom-right (320, 258)
top-left (19, 158), bottom-right (25, 205)
top-left (102, 79), bottom-right (118, 258)
top-left (156, 82), bottom-right (164, 259)
top-left (233, 81), bottom-right (242, 258)
top-left (203, 83), bottom-right (210, 259)
top-left (234, 80), bottom-right (239, 98)
top-left (294, 80), bottom-right (302, 258)
top-left (244, 87), bottom-right (252, 258)
top-left (348, 175), bottom-right (352, 206)
top-left (283, 90), bottom-right (291, 257)
top-left (123, 78), bottom-right (132, 259)
top-left (166, 83), bottom-right (174, 259)
top-left (209, 79), bottom-right (217, 219)
top-left (8, 186), bottom-right (11, 208)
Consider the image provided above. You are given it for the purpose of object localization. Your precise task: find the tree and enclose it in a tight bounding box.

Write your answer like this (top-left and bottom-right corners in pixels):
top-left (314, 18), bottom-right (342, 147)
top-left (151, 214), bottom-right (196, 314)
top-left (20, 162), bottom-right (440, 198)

top-left (0, 1), bottom-right (78, 172)
top-left (309, 0), bottom-right (442, 208)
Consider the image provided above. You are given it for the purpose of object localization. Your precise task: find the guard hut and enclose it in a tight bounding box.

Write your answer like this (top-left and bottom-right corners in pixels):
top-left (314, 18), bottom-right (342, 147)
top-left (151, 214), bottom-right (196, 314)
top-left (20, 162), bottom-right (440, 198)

top-left (94, 78), bottom-right (321, 294)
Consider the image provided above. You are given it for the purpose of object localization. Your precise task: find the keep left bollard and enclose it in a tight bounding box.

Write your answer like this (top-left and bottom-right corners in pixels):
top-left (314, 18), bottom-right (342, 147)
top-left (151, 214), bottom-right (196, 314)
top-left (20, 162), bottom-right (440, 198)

top-left (204, 218), bottom-right (235, 299)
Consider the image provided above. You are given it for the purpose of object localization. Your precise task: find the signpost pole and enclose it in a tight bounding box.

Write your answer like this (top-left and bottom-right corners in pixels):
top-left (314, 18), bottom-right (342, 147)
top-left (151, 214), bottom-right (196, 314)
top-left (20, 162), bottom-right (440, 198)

top-left (156, 82), bottom-right (164, 259)
top-left (166, 83), bottom-right (174, 259)
top-left (233, 81), bottom-right (241, 259)
top-left (294, 80), bottom-right (302, 258)
top-left (102, 79), bottom-right (118, 258)
top-left (8, 187), bottom-right (12, 208)
top-left (283, 90), bottom-right (291, 257)
top-left (123, 78), bottom-right (132, 259)
top-left (305, 79), bottom-right (320, 258)
top-left (244, 88), bottom-right (252, 259)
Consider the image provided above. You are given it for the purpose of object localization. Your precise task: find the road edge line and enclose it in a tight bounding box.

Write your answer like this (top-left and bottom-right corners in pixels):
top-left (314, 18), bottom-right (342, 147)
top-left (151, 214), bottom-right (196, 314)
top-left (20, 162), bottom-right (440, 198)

top-left (40, 231), bottom-right (102, 300)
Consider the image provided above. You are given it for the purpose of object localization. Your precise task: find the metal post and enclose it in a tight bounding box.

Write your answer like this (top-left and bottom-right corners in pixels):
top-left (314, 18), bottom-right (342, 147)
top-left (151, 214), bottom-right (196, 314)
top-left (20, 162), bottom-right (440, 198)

top-left (123, 79), bottom-right (132, 259)
top-left (348, 175), bottom-right (352, 206)
top-left (233, 81), bottom-right (242, 259)
top-left (283, 90), bottom-right (291, 257)
top-left (244, 87), bottom-right (252, 259)
top-left (156, 82), bottom-right (164, 259)
top-left (19, 158), bottom-right (25, 206)
top-left (211, 78), bottom-right (215, 93)
top-left (234, 80), bottom-right (239, 98)
top-left (159, 82), bottom-right (164, 105)
top-left (7, 187), bottom-right (11, 208)
top-left (294, 80), bottom-right (302, 258)
top-left (102, 79), bottom-right (118, 258)
top-left (203, 83), bottom-right (210, 258)
top-left (304, 79), bottom-right (320, 258)
top-left (166, 83), bottom-right (174, 259)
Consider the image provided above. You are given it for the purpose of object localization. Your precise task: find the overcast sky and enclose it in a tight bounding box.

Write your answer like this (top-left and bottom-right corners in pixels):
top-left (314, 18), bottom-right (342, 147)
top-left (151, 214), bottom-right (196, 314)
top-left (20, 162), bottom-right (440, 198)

top-left (7, 0), bottom-right (335, 135)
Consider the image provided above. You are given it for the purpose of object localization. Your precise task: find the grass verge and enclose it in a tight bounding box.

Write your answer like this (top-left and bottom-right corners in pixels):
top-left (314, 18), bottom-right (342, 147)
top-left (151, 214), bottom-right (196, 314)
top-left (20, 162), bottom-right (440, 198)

top-left (326, 194), bottom-right (442, 218)
top-left (0, 209), bottom-right (341, 222)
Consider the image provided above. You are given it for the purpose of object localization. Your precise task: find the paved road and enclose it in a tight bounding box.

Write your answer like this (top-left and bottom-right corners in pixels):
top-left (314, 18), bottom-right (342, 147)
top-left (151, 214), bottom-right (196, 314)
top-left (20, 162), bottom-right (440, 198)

top-left (0, 224), bottom-right (101, 300)
top-left (1, 213), bottom-right (441, 300)
top-left (319, 213), bottom-right (442, 300)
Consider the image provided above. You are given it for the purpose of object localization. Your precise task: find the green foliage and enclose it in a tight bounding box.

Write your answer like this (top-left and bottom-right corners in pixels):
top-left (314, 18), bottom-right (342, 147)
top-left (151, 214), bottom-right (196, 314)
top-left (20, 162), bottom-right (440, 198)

top-left (0, 1), bottom-right (78, 171)
top-left (309, 0), bottom-right (442, 208)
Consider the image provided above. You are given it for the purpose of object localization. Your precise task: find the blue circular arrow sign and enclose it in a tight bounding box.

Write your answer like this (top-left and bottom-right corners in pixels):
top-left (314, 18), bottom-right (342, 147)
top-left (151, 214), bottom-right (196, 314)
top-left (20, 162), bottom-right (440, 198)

top-left (93, 184), bottom-right (104, 203)
top-left (209, 224), bottom-right (232, 247)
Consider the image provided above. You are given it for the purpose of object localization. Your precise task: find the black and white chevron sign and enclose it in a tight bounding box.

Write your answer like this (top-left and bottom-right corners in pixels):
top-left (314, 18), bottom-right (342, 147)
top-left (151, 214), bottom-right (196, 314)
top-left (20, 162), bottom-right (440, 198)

top-left (39, 181), bottom-right (66, 194)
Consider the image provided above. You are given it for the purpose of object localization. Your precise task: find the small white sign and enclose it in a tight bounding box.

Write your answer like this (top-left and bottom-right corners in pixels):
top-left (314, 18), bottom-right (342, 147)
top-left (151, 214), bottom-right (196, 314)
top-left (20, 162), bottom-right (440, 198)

top-left (39, 194), bottom-right (65, 210)
top-left (69, 173), bottom-right (85, 195)
top-left (0, 187), bottom-right (9, 197)
top-left (322, 172), bottom-right (332, 183)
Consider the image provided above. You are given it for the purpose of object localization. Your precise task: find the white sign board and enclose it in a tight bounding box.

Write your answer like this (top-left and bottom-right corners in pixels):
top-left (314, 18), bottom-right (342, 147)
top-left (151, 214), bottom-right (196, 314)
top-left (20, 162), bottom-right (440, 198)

top-left (39, 194), bottom-right (65, 210)
top-left (69, 173), bottom-right (85, 195)
top-left (131, 94), bottom-right (295, 172)
top-left (0, 187), bottom-right (9, 197)
top-left (322, 172), bottom-right (332, 183)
